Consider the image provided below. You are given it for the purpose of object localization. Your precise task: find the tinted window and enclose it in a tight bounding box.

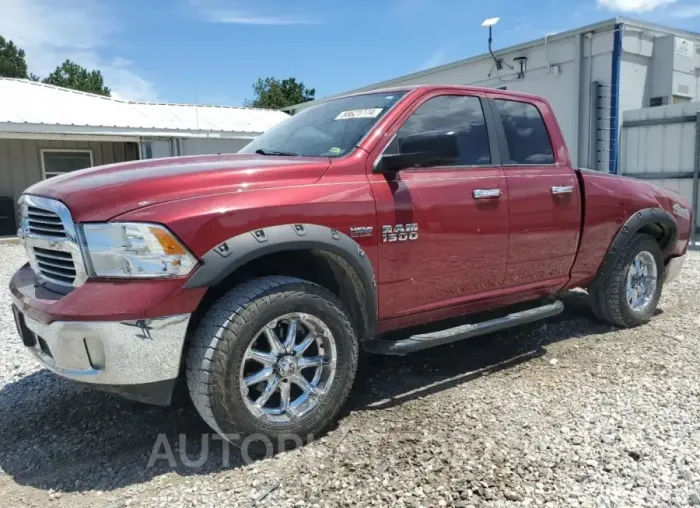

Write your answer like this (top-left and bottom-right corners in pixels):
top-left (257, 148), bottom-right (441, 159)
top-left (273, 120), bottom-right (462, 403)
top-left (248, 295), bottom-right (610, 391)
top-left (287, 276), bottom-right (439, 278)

top-left (494, 100), bottom-right (554, 164)
top-left (388, 95), bottom-right (491, 166)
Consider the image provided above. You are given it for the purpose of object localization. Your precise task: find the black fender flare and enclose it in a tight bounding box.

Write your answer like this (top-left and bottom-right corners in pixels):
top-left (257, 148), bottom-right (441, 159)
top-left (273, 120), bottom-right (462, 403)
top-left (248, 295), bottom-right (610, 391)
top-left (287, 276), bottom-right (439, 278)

top-left (185, 223), bottom-right (377, 339)
top-left (590, 207), bottom-right (677, 286)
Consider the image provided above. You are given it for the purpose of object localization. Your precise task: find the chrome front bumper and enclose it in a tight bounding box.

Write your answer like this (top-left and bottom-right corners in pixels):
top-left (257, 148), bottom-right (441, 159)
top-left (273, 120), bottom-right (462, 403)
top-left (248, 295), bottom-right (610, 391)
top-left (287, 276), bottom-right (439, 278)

top-left (14, 310), bottom-right (190, 386)
top-left (664, 254), bottom-right (686, 285)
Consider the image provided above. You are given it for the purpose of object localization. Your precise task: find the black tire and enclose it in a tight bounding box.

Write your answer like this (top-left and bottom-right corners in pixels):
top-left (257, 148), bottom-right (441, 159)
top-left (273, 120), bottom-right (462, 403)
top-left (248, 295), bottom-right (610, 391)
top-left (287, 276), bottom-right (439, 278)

top-left (186, 276), bottom-right (358, 452)
top-left (589, 233), bottom-right (664, 328)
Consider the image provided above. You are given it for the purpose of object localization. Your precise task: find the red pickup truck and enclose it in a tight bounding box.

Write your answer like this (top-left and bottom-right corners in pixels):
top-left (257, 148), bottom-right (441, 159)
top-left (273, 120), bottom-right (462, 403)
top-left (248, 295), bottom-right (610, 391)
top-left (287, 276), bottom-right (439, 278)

top-left (10, 85), bottom-right (692, 446)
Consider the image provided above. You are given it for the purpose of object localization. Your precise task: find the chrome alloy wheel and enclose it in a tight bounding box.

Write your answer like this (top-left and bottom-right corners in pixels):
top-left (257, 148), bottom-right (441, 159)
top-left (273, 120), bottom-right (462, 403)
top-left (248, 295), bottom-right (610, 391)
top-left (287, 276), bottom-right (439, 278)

top-left (239, 313), bottom-right (337, 424)
top-left (626, 251), bottom-right (658, 312)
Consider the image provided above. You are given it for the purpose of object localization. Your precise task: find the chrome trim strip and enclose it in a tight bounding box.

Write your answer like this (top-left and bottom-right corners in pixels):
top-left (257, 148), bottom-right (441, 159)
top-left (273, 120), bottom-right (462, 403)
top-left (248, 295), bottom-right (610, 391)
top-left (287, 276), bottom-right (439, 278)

top-left (19, 195), bottom-right (88, 288)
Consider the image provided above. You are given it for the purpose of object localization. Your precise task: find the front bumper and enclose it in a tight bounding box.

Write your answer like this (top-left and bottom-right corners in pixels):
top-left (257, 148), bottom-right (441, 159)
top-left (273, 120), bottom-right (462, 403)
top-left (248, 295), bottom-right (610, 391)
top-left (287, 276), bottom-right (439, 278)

top-left (9, 264), bottom-right (196, 404)
top-left (664, 254), bottom-right (686, 284)
top-left (13, 307), bottom-right (190, 386)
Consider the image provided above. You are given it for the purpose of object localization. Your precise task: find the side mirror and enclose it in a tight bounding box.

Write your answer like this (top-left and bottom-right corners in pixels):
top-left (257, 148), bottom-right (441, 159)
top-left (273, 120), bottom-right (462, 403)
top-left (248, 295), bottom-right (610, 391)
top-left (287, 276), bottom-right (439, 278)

top-left (374, 131), bottom-right (459, 174)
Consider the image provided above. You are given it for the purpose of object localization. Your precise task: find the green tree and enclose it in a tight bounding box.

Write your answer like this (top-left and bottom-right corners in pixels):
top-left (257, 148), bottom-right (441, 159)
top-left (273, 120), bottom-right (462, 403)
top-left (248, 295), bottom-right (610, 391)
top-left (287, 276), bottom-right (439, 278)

top-left (0, 35), bottom-right (29, 78)
top-left (245, 77), bottom-right (315, 109)
top-left (43, 60), bottom-right (111, 96)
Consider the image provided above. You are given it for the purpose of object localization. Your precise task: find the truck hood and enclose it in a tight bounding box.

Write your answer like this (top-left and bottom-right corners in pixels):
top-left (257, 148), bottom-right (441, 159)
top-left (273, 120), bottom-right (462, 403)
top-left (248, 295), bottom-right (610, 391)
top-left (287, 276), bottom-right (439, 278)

top-left (25, 154), bottom-right (331, 221)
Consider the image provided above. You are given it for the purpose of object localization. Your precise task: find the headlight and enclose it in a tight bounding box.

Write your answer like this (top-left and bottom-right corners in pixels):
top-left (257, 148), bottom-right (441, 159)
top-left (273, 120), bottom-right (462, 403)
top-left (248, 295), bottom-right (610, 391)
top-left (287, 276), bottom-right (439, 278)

top-left (81, 223), bottom-right (197, 278)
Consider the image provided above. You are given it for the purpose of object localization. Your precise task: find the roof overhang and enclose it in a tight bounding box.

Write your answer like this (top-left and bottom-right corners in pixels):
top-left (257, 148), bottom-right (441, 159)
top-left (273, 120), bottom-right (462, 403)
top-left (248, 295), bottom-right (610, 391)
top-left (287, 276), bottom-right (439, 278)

top-left (0, 123), bottom-right (261, 140)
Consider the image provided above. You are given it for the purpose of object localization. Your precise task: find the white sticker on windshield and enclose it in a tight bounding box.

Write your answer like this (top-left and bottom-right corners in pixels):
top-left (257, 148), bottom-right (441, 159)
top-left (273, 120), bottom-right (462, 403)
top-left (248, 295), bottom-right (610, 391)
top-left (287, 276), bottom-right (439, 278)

top-left (335, 108), bottom-right (383, 120)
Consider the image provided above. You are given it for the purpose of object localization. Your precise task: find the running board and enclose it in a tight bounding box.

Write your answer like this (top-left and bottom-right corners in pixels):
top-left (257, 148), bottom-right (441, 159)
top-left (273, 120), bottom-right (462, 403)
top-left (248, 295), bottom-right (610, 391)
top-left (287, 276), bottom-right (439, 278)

top-left (364, 300), bottom-right (565, 356)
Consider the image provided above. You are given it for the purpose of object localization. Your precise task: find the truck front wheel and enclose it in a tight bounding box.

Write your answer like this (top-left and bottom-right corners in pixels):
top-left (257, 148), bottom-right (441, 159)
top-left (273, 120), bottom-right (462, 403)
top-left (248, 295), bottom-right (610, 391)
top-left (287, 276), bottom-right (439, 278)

top-left (186, 276), bottom-right (358, 451)
top-left (589, 233), bottom-right (664, 328)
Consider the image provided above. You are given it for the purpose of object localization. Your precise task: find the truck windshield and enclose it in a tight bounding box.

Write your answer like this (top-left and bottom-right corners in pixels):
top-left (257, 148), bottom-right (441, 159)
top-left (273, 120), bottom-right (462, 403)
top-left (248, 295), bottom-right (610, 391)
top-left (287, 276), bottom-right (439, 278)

top-left (239, 92), bottom-right (406, 158)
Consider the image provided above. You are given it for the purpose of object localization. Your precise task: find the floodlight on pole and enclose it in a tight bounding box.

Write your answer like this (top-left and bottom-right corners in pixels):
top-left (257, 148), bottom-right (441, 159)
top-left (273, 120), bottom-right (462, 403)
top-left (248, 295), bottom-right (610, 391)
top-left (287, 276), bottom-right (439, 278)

top-left (481, 16), bottom-right (510, 72)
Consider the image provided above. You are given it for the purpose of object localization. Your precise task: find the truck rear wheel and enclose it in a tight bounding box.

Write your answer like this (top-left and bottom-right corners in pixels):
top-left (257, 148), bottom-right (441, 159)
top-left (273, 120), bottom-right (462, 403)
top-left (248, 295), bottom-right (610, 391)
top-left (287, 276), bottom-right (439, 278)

top-left (589, 233), bottom-right (664, 328)
top-left (186, 276), bottom-right (358, 451)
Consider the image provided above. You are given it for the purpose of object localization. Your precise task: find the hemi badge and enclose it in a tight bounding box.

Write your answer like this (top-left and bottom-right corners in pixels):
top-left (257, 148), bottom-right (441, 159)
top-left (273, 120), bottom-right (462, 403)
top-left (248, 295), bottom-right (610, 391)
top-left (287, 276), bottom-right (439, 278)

top-left (350, 226), bottom-right (373, 238)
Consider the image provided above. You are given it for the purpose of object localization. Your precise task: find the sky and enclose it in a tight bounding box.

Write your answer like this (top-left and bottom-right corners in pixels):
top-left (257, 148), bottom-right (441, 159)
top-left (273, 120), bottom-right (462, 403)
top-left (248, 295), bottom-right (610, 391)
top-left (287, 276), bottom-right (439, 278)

top-left (1, 0), bottom-right (699, 106)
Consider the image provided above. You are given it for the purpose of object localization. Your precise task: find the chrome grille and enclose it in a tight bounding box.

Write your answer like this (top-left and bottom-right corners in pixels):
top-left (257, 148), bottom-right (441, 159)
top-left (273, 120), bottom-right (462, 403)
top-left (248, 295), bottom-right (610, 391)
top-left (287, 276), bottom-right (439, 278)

top-left (19, 195), bottom-right (87, 290)
top-left (27, 206), bottom-right (66, 237)
top-left (33, 247), bottom-right (76, 285)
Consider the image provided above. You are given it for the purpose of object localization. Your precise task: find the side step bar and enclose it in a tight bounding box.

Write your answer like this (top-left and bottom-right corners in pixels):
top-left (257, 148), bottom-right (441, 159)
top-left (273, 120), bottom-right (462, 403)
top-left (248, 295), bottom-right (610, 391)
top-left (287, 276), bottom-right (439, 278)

top-left (364, 300), bottom-right (564, 356)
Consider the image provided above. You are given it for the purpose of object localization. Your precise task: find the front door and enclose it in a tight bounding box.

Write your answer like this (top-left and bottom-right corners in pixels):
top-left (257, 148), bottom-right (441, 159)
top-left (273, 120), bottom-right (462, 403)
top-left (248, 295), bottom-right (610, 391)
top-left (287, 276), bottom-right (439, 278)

top-left (487, 94), bottom-right (581, 288)
top-left (368, 91), bottom-right (509, 319)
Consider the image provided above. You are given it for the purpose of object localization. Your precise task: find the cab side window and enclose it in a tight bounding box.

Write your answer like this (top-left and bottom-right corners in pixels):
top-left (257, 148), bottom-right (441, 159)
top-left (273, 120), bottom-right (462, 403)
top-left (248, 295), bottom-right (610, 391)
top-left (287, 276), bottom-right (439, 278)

top-left (493, 99), bottom-right (554, 165)
top-left (387, 95), bottom-right (492, 166)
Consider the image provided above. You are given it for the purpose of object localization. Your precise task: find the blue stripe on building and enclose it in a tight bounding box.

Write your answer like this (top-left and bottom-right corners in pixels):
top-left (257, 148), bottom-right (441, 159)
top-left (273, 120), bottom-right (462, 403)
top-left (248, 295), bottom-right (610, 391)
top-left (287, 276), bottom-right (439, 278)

top-left (609, 23), bottom-right (623, 174)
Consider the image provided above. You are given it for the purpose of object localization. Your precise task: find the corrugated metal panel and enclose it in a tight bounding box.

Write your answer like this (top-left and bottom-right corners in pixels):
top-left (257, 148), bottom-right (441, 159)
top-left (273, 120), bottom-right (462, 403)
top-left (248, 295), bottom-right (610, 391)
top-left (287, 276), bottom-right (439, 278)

top-left (0, 140), bottom-right (139, 206)
top-left (620, 102), bottom-right (699, 238)
top-left (0, 79), bottom-right (289, 136)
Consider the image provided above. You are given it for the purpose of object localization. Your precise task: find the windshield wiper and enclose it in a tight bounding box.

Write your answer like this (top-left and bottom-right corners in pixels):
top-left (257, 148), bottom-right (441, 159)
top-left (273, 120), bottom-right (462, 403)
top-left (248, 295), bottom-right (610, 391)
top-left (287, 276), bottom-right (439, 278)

top-left (254, 148), bottom-right (300, 156)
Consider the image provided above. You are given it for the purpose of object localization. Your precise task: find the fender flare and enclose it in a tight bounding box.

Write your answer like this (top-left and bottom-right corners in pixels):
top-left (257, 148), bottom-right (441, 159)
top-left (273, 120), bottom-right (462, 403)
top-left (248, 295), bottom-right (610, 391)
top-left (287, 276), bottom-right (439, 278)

top-left (591, 207), bottom-right (677, 286)
top-left (185, 223), bottom-right (377, 338)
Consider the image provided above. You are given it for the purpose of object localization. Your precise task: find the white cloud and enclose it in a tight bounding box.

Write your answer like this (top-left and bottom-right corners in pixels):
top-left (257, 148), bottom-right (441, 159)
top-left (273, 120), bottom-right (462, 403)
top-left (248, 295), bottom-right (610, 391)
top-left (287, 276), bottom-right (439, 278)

top-left (200, 10), bottom-right (320, 24)
top-left (191, 0), bottom-right (321, 25)
top-left (103, 58), bottom-right (159, 103)
top-left (0, 0), bottom-right (158, 102)
top-left (421, 48), bottom-right (450, 70)
top-left (670, 3), bottom-right (700, 17)
top-left (597, 0), bottom-right (678, 12)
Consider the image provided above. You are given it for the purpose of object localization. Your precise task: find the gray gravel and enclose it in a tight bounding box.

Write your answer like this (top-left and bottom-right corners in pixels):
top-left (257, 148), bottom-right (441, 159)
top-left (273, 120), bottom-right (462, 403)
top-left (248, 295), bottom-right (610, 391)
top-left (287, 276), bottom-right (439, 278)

top-left (0, 243), bottom-right (699, 507)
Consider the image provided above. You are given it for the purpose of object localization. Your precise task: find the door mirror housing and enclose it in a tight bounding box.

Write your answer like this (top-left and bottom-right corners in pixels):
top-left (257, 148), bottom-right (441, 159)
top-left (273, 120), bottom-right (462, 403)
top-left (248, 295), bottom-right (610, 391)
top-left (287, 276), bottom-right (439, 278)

top-left (374, 131), bottom-right (459, 173)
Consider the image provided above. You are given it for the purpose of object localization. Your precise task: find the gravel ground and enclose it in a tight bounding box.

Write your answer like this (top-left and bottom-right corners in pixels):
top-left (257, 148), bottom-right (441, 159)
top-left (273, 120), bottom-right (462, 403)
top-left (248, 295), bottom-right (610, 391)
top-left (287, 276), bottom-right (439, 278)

top-left (0, 244), bottom-right (699, 507)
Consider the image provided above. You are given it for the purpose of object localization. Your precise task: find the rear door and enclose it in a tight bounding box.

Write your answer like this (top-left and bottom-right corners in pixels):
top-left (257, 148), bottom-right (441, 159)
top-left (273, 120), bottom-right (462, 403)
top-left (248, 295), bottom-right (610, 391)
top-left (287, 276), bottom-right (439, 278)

top-left (368, 90), bottom-right (509, 319)
top-left (487, 94), bottom-right (581, 288)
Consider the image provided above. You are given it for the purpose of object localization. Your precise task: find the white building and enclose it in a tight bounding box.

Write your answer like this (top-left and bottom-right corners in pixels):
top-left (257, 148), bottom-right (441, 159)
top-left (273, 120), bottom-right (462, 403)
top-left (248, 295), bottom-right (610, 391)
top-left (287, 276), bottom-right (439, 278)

top-left (0, 78), bottom-right (289, 214)
top-left (288, 17), bottom-right (700, 174)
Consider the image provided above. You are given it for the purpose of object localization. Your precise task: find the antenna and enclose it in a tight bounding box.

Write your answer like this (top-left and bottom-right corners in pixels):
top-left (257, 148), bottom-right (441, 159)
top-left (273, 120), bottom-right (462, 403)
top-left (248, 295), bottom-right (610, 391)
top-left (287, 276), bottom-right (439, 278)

top-left (481, 17), bottom-right (513, 73)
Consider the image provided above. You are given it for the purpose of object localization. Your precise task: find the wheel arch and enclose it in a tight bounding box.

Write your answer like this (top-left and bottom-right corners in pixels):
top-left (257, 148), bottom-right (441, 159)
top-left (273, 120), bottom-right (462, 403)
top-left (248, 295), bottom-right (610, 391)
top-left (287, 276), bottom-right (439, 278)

top-left (185, 224), bottom-right (377, 341)
top-left (590, 207), bottom-right (677, 287)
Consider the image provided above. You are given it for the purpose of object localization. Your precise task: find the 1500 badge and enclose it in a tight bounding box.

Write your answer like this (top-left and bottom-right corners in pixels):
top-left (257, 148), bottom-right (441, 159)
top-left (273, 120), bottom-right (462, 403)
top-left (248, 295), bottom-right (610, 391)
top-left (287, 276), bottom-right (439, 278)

top-left (382, 223), bottom-right (419, 242)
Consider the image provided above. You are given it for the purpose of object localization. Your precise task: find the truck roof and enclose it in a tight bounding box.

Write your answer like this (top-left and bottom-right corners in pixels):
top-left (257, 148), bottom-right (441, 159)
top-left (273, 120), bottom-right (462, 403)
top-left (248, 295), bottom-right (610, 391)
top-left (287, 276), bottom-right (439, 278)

top-left (332, 84), bottom-right (544, 103)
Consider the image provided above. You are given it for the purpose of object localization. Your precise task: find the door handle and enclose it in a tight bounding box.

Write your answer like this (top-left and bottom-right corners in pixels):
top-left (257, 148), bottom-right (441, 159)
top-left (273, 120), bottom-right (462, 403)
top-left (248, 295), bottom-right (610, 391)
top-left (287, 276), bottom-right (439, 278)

top-left (551, 185), bottom-right (574, 195)
top-left (473, 188), bottom-right (501, 199)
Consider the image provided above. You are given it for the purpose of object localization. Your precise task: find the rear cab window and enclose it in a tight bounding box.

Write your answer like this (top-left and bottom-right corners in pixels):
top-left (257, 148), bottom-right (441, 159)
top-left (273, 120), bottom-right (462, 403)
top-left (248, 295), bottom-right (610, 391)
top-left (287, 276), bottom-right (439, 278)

top-left (493, 99), bottom-right (554, 165)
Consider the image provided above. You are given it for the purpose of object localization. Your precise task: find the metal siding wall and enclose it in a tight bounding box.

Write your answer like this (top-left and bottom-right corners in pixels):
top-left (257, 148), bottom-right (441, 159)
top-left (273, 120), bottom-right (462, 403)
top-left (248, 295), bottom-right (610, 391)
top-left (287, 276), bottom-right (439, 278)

top-left (0, 139), bottom-right (41, 203)
top-left (179, 138), bottom-right (251, 155)
top-left (147, 140), bottom-right (172, 159)
top-left (0, 140), bottom-right (13, 199)
top-left (0, 139), bottom-right (139, 208)
top-left (620, 103), bottom-right (699, 238)
top-left (100, 141), bottom-right (115, 165)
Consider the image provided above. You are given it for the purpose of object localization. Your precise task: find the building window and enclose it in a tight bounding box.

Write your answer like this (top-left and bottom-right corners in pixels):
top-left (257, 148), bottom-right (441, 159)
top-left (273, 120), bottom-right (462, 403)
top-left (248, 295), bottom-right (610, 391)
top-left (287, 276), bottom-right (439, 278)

top-left (672, 95), bottom-right (691, 104)
top-left (387, 95), bottom-right (492, 167)
top-left (493, 99), bottom-right (554, 165)
top-left (649, 96), bottom-right (667, 107)
top-left (41, 150), bottom-right (93, 179)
